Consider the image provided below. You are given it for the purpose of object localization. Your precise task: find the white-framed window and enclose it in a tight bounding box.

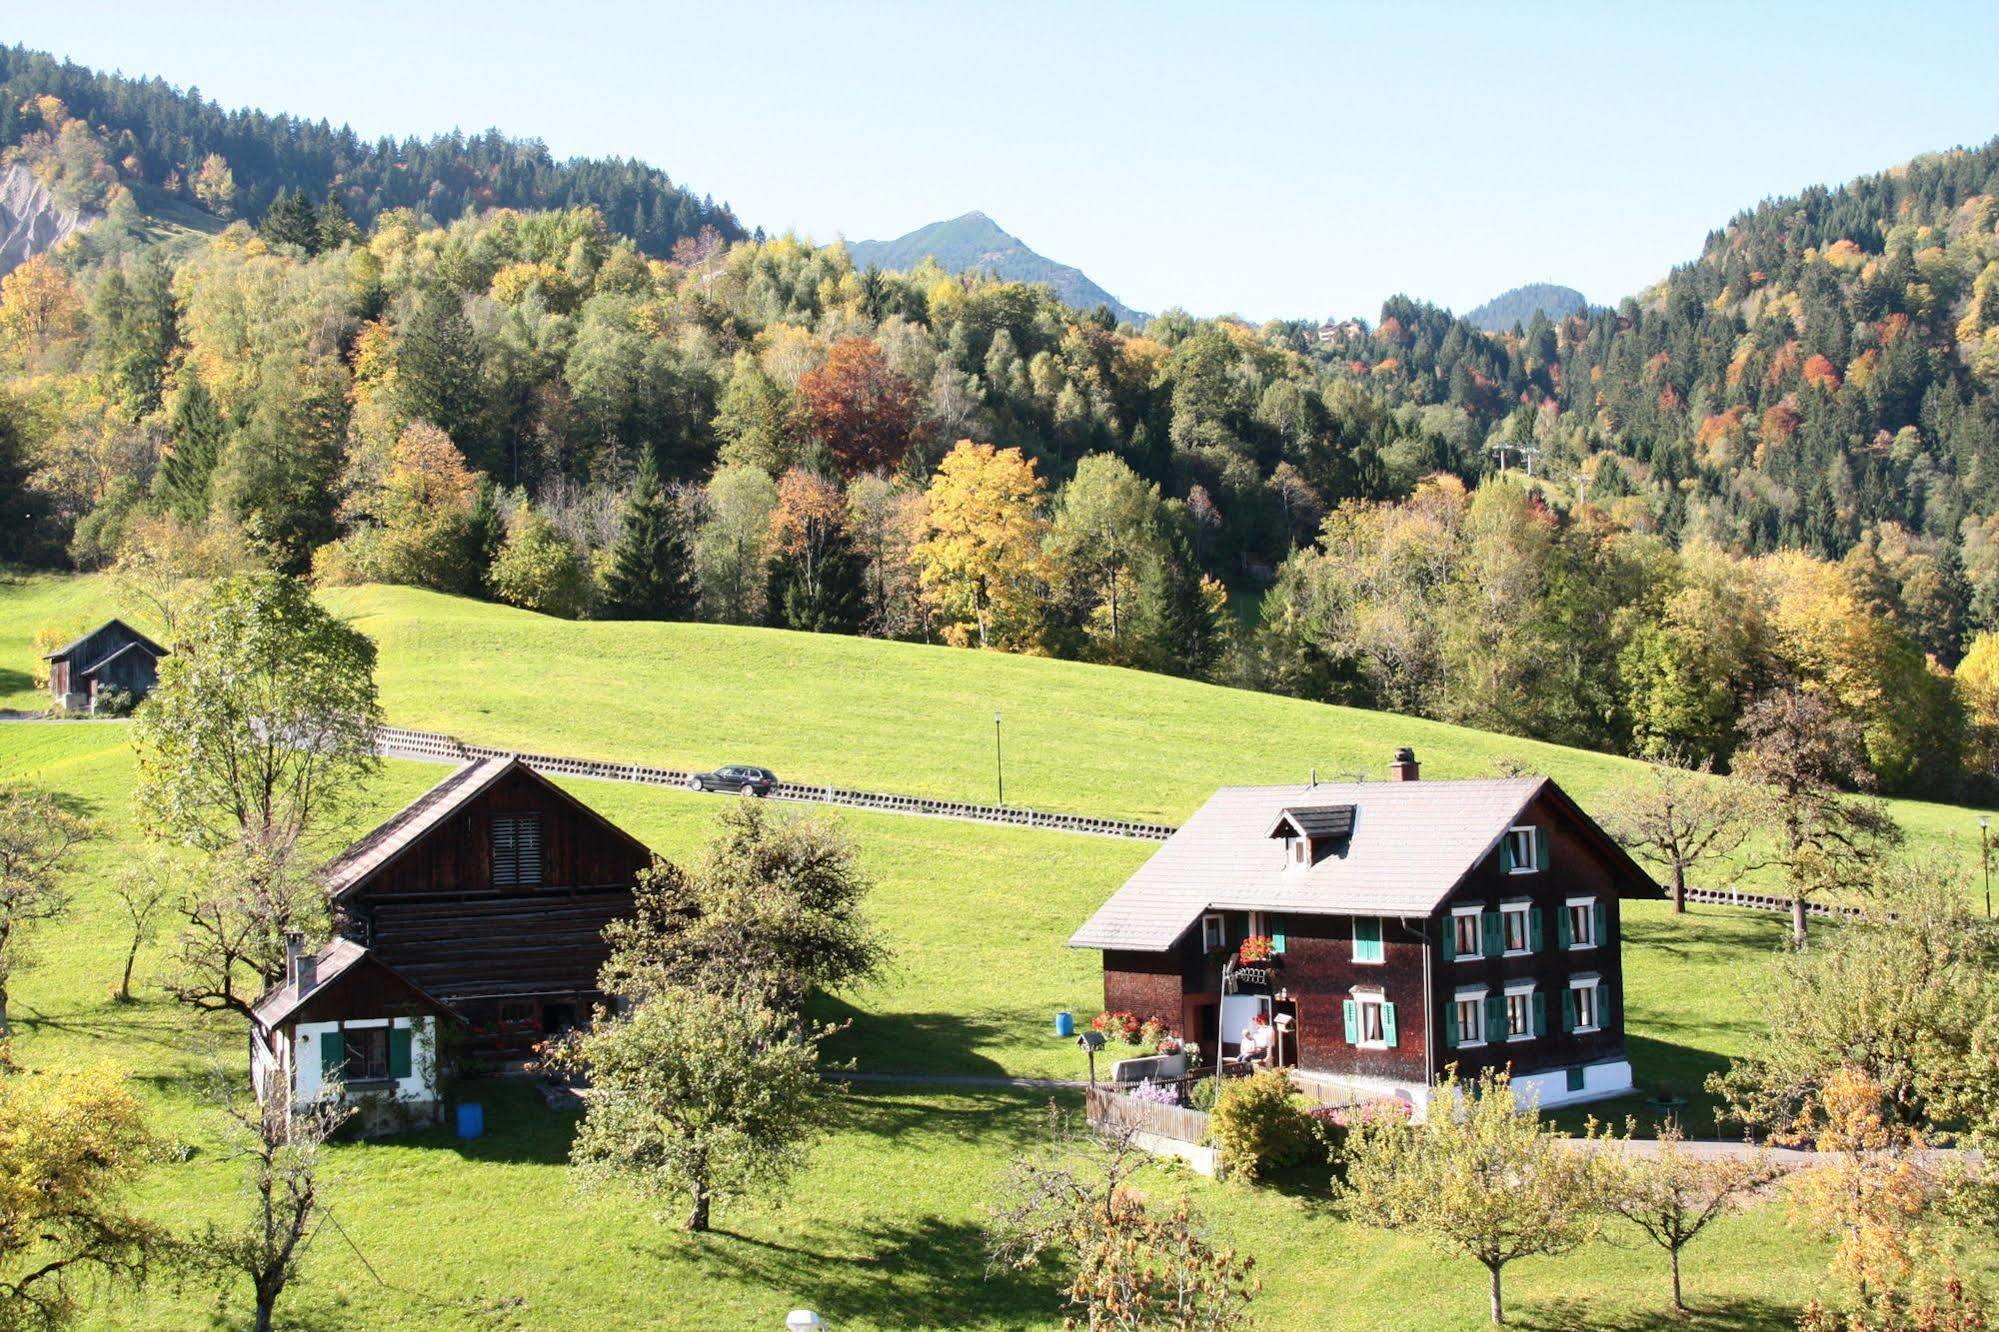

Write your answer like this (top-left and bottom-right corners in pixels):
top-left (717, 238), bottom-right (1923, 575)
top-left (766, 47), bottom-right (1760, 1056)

top-left (1451, 906), bottom-right (1483, 961)
top-left (1506, 825), bottom-right (1539, 874)
top-left (1566, 896), bottom-right (1598, 949)
top-left (1289, 836), bottom-right (1309, 866)
top-left (1453, 989), bottom-right (1487, 1048)
top-left (1505, 982), bottom-right (1536, 1041)
top-left (1201, 913), bottom-right (1227, 951)
top-left (1502, 901), bottom-right (1533, 954)
top-left (1571, 978), bottom-right (1601, 1033)
top-left (1350, 990), bottom-right (1392, 1047)
top-left (1352, 915), bottom-right (1384, 964)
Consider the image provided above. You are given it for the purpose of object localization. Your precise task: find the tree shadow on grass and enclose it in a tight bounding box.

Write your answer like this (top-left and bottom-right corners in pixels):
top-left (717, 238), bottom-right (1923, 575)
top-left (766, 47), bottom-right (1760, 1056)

top-left (810, 994), bottom-right (1018, 1081)
top-left (14, 1000), bottom-right (193, 1050)
top-left (833, 1082), bottom-right (1068, 1150)
top-left (1543, 1033), bottom-right (1739, 1138)
top-left (0, 666), bottom-right (34, 699)
top-left (1515, 1293), bottom-right (1798, 1330)
top-left (661, 1214), bottom-right (1061, 1330)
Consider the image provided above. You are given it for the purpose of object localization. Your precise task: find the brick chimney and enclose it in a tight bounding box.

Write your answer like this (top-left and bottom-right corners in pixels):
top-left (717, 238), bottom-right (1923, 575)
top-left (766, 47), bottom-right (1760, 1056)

top-left (1389, 746), bottom-right (1420, 782)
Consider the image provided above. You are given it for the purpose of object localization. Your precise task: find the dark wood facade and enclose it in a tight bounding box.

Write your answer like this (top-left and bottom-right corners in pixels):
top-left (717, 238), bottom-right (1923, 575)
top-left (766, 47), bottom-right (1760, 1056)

top-left (333, 763), bottom-right (652, 1056)
top-left (1102, 785), bottom-right (1642, 1093)
top-left (44, 619), bottom-right (165, 710)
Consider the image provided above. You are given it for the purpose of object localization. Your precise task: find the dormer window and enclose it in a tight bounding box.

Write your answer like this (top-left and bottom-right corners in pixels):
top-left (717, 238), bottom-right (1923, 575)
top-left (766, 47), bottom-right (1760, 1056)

top-left (1266, 805), bottom-right (1356, 868)
top-left (1290, 837), bottom-right (1308, 866)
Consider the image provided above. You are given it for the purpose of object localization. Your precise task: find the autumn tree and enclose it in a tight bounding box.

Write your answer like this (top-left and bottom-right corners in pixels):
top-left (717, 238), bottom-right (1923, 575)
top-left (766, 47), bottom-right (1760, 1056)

top-left (316, 422), bottom-right (481, 592)
top-left (0, 786), bottom-right (97, 1039)
top-left (0, 254), bottom-right (85, 368)
top-left (985, 1107), bottom-right (1259, 1330)
top-left (845, 474), bottom-right (926, 638)
top-left (912, 440), bottom-right (1050, 651)
top-left (1587, 1121), bottom-right (1780, 1312)
top-left (192, 152), bottom-right (237, 216)
top-left (768, 467), bottom-right (862, 632)
top-left (798, 336), bottom-right (919, 475)
top-left (1599, 758), bottom-right (1751, 911)
top-left (1340, 1067), bottom-right (1600, 1325)
top-left (546, 987), bottom-right (838, 1233)
top-left (0, 1064), bottom-right (168, 1326)
top-left (488, 505), bottom-right (592, 618)
top-left (1733, 689), bottom-right (1904, 946)
top-left (713, 352), bottom-right (805, 474)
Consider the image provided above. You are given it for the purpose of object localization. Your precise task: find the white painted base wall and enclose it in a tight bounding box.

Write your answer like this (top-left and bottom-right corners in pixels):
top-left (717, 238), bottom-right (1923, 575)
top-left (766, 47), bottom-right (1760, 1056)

top-left (1293, 1058), bottom-right (1634, 1122)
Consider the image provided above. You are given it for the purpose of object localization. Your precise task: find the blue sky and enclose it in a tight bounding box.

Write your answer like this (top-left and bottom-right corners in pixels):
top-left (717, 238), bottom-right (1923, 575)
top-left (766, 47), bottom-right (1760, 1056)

top-left (17, 2), bottom-right (1999, 321)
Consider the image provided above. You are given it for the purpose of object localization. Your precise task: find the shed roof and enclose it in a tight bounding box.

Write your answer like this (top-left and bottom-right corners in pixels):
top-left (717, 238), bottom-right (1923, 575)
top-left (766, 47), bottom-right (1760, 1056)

top-left (79, 639), bottom-right (164, 678)
top-left (44, 618), bottom-right (166, 662)
top-left (1069, 777), bottom-right (1652, 952)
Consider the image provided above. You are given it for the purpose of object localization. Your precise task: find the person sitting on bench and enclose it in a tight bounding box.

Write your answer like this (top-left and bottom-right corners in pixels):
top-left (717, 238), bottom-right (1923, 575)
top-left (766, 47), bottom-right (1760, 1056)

top-left (1238, 1012), bottom-right (1276, 1069)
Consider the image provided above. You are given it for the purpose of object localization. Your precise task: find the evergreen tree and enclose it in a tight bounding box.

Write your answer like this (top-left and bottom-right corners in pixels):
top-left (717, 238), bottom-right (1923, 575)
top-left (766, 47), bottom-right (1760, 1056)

top-left (601, 452), bottom-right (695, 619)
top-left (157, 376), bottom-right (228, 525)
top-left (395, 288), bottom-right (487, 450)
top-left (773, 531), bottom-right (864, 633)
top-left (257, 189), bottom-right (320, 252)
top-left (314, 197), bottom-right (360, 252)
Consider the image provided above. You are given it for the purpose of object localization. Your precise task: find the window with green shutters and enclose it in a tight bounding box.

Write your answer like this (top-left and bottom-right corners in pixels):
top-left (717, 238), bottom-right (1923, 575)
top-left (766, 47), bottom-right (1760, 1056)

top-left (1561, 898), bottom-right (1601, 950)
top-left (1448, 909), bottom-right (1482, 961)
top-left (1352, 915), bottom-right (1384, 963)
top-left (319, 1029), bottom-right (344, 1083)
top-left (389, 1025), bottom-right (414, 1080)
top-left (1343, 994), bottom-right (1396, 1047)
top-left (1448, 992), bottom-right (1486, 1048)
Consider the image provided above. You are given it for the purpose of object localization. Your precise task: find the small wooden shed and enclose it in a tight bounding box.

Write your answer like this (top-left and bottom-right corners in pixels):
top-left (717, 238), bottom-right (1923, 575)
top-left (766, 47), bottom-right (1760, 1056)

top-left (43, 619), bottom-right (166, 712)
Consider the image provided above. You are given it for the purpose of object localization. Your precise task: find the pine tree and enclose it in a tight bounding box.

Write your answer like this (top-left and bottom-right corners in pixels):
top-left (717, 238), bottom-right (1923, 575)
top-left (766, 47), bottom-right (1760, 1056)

top-left (601, 452), bottom-right (695, 619)
top-left (774, 532), bottom-right (864, 633)
top-left (257, 189), bottom-right (320, 252)
top-left (157, 377), bottom-right (227, 525)
top-left (395, 288), bottom-right (486, 448)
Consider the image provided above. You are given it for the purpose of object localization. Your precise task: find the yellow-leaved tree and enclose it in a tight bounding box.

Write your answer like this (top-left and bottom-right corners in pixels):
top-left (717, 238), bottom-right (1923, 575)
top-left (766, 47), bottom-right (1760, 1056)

top-left (912, 440), bottom-right (1050, 651)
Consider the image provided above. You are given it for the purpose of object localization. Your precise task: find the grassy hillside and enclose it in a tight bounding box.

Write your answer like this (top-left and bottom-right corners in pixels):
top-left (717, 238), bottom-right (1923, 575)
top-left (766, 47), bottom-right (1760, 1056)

top-left (2, 574), bottom-right (1984, 875)
top-left (0, 722), bottom-right (1838, 1328)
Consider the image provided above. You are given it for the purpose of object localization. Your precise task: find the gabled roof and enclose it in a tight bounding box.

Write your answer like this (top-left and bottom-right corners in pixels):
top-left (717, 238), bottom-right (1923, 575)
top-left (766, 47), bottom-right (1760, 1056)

top-left (1068, 777), bottom-right (1657, 953)
top-left (322, 755), bottom-right (654, 900)
top-left (250, 937), bottom-right (453, 1030)
top-left (44, 618), bottom-right (166, 662)
top-left (1266, 804), bottom-right (1356, 840)
top-left (79, 639), bottom-right (164, 678)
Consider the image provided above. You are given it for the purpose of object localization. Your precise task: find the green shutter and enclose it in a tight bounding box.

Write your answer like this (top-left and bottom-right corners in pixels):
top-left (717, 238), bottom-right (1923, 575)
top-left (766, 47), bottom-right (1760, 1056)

top-left (1499, 836), bottom-right (1515, 873)
top-left (1485, 999), bottom-right (1506, 1044)
top-left (389, 1026), bottom-right (413, 1080)
top-left (1593, 901), bottom-right (1607, 946)
top-left (1561, 989), bottom-right (1576, 1034)
top-left (1270, 916), bottom-right (1286, 954)
top-left (1442, 917), bottom-right (1456, 962)
top-left (1381, 1002), bottom-right (1398, 1048)
top-left (1556, 903), bottom-right (1572, 950)
top-left (320, 1030), bottom-right (344, 1082)
top-left (1354, 916), bottom-right (1382, 963)
top-left (1532, 992), bottom-right (1548, 1037)
top-left (1342, 1000), bottom-right (1359, 1044)
top-left (1529, 907), bottom-right (1544, 953)
top-left (1444, 1000), bottom-right (1460, 1048)
top-left (1482, 910), bottom-right (1502, 958)
top-left (1599, 981), bottom-right (1615, 1027)
top-left (1535, 827), bottom-right (1550, 871)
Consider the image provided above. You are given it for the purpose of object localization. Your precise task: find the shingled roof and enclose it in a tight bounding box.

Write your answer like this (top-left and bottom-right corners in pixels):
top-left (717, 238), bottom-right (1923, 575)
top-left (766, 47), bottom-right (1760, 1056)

top-left (249, 937), bottom-right (369, 1029)
top-left (321, 756), bottom-right (516, 899)
top-left (1070, 778), bottom-right (1568, 952)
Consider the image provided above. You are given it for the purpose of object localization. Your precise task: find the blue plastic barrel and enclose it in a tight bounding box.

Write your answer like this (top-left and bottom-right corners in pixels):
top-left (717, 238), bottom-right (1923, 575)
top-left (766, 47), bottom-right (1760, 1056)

top-left (1055, 1011), bottom-right (1075, 1037)
top-left (456, 1101), bottom-right (484, 1140)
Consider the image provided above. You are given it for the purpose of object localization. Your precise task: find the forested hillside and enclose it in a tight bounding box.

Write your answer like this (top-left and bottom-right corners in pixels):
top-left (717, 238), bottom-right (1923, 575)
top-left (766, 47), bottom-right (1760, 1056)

top-left (1462, 282), bottom-right (1586, 332)
top-left (0, 45), bottom-right (741, 257)
top-left (7, 50), bottom-right (1999, 802)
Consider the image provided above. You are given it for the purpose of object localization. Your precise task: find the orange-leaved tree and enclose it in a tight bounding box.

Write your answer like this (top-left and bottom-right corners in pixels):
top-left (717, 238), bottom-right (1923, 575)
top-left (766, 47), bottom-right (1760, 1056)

top-left (911, 440), bottom-right (1049, 651)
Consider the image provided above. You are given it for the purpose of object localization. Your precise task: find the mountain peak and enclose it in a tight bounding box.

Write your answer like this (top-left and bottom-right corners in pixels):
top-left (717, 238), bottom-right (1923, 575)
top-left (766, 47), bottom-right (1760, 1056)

top-left (847, 213), bottom-right (1144, 326)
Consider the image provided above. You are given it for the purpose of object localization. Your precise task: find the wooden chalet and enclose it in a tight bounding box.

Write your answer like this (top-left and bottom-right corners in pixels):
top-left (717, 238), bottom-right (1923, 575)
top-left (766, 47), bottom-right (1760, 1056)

top-left (1070, 747), bottom-right (1661, 1115)
top-left (43, 619), bottom-right (166, 712)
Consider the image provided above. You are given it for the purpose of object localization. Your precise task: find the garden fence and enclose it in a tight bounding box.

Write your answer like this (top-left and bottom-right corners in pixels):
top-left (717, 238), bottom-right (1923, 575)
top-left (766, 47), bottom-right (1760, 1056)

top-left (1085, 1083), bottom-right (1212, 1146)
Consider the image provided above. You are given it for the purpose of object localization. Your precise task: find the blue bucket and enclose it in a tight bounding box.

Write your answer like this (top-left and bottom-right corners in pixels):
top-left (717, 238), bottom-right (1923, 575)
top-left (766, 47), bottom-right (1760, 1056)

top-left (1055, 1011), bottom-right (1075, 1038)
top-left (455, 1101), bottom-right (484, 1140)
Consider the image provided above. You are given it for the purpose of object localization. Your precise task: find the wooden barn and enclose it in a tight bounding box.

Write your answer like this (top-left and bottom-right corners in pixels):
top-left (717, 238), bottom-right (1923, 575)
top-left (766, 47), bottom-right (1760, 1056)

top-left (43, 619), bottom-right (166, 712)
top-left (318, 756), bottom-right (656, 1059)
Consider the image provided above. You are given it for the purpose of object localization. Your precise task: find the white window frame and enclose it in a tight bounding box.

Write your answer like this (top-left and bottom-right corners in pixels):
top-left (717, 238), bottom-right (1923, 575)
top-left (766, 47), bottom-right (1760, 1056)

top-left (1288, 836), bottom-right (1309, 867)
top-left (1566, 895), bottom-right (1598, 950)
top-left (1451, 905), bottom-right (1483, 962)
top-left (1570, 975), bottom-right (1602, 1034)
top-left (1453, 987), bottom-right (1488, 1049)
top-left (1506, 825), bottom-right (1538, 875)
top-left (1504, 980), bottom-right (1536, 1043)
top-left (1501, 900), bottom-right (1533, 956)
top-left (1351, 988), bottom-right (1389, 1050)
top-left (1201, 913), bottom-right (1227, 951)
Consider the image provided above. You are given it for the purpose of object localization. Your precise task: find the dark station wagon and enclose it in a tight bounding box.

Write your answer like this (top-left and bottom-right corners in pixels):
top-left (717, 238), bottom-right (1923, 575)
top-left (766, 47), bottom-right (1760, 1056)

top-left (687, 764), bottom-right (779, 796)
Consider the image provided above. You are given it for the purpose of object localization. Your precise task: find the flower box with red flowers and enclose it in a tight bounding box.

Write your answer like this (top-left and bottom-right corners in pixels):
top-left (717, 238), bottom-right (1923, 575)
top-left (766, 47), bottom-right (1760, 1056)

top-left (1237, 935), bottom-right (1275, 965)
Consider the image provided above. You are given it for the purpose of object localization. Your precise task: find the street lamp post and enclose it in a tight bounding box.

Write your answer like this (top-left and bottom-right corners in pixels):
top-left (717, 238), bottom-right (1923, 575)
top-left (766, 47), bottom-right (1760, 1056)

top-left (1982, 816), bottom-right (1992, 920)
top-left (994, 711), bottom-right (1004, 806)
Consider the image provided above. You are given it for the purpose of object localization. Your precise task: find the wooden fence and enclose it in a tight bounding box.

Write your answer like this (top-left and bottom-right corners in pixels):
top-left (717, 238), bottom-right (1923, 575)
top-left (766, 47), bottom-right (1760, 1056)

top-left (1085, 1083), bottom-right (1212, 1146)
top-left (373, 726), bottom-right (1179, 842)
